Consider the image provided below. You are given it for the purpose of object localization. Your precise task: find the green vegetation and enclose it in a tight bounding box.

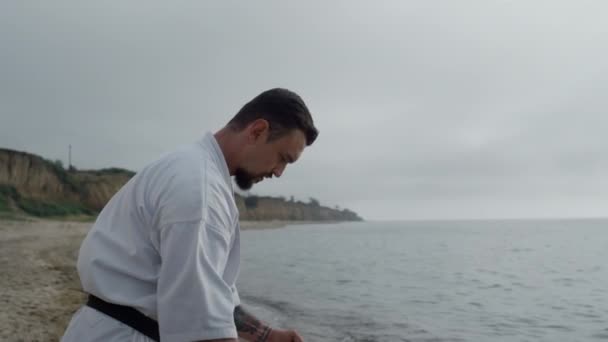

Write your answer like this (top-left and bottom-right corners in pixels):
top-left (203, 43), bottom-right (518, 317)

top-left (16, 198), bottom-right (94, 217)
top-left (95, 168), bottom-right (136, 177)
top-left (308, 197), bottom-right (320, 207)
top-left (0, 185), bottom-right (18, 212)
top-left (43, 158), bottom-right (81, 193)
top-left (0, 184), bottom-right (93, 218)
top-left (0, 197), bottom-right (8, 212)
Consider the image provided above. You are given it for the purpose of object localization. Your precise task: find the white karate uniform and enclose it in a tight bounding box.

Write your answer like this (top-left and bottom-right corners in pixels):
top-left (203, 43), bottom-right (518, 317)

top-left (61, 132), bottom-right (241, 341)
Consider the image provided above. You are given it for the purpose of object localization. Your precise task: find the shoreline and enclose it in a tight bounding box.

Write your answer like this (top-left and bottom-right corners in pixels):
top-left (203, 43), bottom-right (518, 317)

top-left (0, 218), bottom-right (347, 341)
top-left (0, 215), bottom-right (345, 230)
top-left (239, 219), bottom-right (343, 230)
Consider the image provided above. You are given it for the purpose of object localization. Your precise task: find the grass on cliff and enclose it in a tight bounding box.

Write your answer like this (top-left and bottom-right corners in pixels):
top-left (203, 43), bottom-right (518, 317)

top-left (0, 185), bottom-right (18, 212)
top-left (0, 184), bottom-right (94, 218)
top-left (0, 193), bottom-right (9, 212)
top-left (43, 159), bottom-right (84, 195)
top-left (17, 198), bottom-right (94, 217)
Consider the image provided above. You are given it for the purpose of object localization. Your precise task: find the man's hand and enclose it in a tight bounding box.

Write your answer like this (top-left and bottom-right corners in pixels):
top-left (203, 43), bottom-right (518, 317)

top-left (267, 328), bottom-right (304, 342)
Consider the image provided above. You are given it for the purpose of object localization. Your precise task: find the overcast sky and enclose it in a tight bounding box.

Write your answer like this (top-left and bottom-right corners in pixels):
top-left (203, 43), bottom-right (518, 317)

top-left (1, 1), bottom-right (607, 220)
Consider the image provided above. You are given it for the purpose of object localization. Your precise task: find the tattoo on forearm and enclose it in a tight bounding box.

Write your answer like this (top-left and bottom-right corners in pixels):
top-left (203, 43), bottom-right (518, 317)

top-left (256, 327), bottom-right (272, 342)
top-left (234, 306), bottom-right (272, 342)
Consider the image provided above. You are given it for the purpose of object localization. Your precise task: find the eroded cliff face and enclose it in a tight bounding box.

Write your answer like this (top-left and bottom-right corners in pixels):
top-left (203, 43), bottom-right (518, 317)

top-left (0, 148), bottom-right (134, 217)
top-left (0, 149), bottom-right (78, 201)
top-left (71, 171), bottom-right (133, 211)
top-left (0, 148), bottom-right (362, 221)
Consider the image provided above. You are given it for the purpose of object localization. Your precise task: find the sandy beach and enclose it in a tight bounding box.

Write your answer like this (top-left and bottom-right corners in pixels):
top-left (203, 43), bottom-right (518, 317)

top-left (0, 218), bottom-right (293, 342)
top-left (0, 219), bottom-right (88, 341)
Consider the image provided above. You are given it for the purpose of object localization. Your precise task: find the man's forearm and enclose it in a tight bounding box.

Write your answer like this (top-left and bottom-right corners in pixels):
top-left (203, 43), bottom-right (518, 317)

top-left (234, 305), bottom-right (272, 342)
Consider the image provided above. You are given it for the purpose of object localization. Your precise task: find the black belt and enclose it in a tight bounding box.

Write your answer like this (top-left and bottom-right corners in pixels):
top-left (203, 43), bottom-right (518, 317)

top-left (86, 295), bottom-right (160, 341)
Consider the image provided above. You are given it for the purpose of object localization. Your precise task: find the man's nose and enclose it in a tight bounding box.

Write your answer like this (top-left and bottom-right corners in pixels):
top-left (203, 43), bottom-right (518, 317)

top-left (273, 164), bottom-right (286, 178)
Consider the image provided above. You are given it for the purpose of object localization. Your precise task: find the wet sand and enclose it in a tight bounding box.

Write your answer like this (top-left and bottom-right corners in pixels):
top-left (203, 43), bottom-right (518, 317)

top-left (0, 218), bottom-right (291, 341)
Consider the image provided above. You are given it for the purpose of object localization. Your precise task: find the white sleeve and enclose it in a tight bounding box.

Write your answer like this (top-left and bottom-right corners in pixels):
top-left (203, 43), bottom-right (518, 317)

top-left (231, 285), bottom-right (241, 307)
top-left (157, 220), bottom-right (238, 341)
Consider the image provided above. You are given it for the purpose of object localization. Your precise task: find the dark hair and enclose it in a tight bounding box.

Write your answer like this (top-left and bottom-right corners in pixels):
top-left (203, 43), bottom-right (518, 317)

top-left (227, 88), bottom-right (318, 146)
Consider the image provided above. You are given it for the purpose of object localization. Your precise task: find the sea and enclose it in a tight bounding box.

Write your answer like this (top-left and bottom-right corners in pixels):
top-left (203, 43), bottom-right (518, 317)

top-left (236, 219), bottom-right (608, 342)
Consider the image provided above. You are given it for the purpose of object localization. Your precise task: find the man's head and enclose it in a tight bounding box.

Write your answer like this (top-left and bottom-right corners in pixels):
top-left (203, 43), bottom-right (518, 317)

top-left (224, 88), bottom-right (318, 190)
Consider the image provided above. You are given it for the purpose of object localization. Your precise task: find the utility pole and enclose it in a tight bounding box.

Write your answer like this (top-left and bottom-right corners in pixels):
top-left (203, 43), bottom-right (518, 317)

top-left (68, 144), bottom-right (72, 171)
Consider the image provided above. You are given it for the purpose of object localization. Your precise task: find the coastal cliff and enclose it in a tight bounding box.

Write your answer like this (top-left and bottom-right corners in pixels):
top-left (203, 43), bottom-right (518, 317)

top-left (0, 148), bottom-right (362, 221)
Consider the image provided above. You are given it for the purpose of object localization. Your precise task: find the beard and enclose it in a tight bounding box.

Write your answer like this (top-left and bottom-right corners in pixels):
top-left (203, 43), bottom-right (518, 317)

top-left (234, 167), bottom-right (257, 190)
top-left (235, 168), bottom-right (272, 190)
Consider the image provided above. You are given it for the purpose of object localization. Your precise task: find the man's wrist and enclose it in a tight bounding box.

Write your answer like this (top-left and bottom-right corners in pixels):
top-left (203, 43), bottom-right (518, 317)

top-left (234, 305), bottom-right (273, 342)
top-left (256, 326), bottom-right (272, 342)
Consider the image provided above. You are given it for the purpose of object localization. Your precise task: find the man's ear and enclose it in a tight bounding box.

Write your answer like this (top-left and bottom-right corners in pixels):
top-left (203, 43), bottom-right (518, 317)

top-left (248, 119), bottom-right (270, 143)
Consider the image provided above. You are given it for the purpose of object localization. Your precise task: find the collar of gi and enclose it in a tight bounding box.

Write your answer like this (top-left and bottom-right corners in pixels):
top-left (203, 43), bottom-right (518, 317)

top-left (201, 132), bottom-right (234, 194)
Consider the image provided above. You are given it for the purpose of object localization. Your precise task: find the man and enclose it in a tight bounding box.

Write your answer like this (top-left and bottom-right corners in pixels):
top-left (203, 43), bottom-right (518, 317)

top-left (61, 88), bottom-right (318, 342)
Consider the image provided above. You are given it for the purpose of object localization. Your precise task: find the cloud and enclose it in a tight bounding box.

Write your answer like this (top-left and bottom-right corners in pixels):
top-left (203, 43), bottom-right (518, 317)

top-left (1, 1), bottom-right (607, 219)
